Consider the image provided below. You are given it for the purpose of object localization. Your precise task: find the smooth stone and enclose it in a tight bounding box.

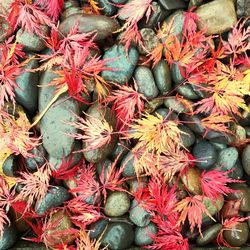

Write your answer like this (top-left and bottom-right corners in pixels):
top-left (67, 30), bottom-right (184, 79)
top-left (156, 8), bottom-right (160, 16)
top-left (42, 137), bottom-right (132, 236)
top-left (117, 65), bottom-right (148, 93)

top-left (104, 191), bottom-right (130, 217)
top-left (220, 200), bottom-right (241, 219)
top-left (135, 222), bottom-right (157, 246)
top-left (109, 140), bottom-right (129, 164)
top-left (153, 60), bottom-right (172, 94)
top-left (60, 6), bottom-right (84, 21)
top-left (0, 224), bottom-right (17, 250)
top-left (83, 103), bottom-right (117, 163)
top-left (2, 155), bottom-right (18, 177)
top-left (203, 195), bottom-right (224, 218)
top-left (59, 13), bottom-right (120, 41)
top-left (210, 142), bottom-right (227, 151)
top-left (9, 241), bottom-right (46, 249)
top-left (16, 26), bottom-right (48, 51)
top-left (96, 159), bottom-right (112, 181)
top-left (242, 144), bottom-right (250, 176)
top-left (15, 55), bottom-right (39, 114)
top-left (25, 145), bottom-right (47, 171)
top-left (232, 125), bottom-right (246, 144)
top-left (97, 0), bottom-right (117, 16)
top-left (228, 159), bottom-right (244, 180)
top-left (181, 114), bottom-right (206, 135)
top-left (176, 83), bottom-right (200, 99)
top-left (138, 28), bottom-right (160, 55)
top-left (121, 151), bottom-right (136, 177)
top-left (179, 124), bottom-right (196, 148)
top-left (144, 98), bottom-right (163, 113)
top-left (101, 222), bottom-right (134, 250)
top-left (159, 0), bottom-right (187, 10)
top-left (223, 222), bottom-right (249, 247)
top-left (127, 177), bottom-right (148, 193)
top-left (196, 224), bottom-right (222, 246)
top-left (89, 219), bottom-right (109, 239)
top-left (154, 108), bottom-right (178, 120)
top-left (35, 186), bottom-right (70, 215)
top-left (101, 44), bottom-right (139, 85)
top-left (195, 0), bottom-right (237, 35)
top-left (110, 0), bottom-right (128, 3)
top-left (215, 147), bottom-right (238, 171)
top-left (181, 167), bottom-right (202, 195)
top-left (134, 66), bottom-right (159, 99)
top-left (237, 0), bottom-right (250, 17)
top-left (129, 199), bottom-right (151, 227)
top-left (164, 96), bottom-right (190, 113)
top-left (172, 63), bottom-right (185, 84)
top-left (192, 140), bottom-right (218, 170)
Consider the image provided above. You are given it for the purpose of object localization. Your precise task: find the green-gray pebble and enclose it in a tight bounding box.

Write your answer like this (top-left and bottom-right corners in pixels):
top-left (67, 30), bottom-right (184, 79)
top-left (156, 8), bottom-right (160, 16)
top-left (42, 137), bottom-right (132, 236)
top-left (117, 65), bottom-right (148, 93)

top-left (0, 224), bottom-right (17, 250)
top-left (135, 222), bottom-right (157, 246)
top-left (196, 224), bottom-right (222, 246)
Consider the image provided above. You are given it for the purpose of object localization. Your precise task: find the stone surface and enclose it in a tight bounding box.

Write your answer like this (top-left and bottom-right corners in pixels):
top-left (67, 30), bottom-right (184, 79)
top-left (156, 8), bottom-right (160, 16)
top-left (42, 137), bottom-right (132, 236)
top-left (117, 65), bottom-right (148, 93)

top-left (215, 147), bottom-right (238, 171)
top-left (237, 0), bottom-right (250, 17)
top-left (164, 96), bottom-right (190, 113)
top-left (2, 154), bottom-right (18, 177)
top-left (97, 0), bottom-right (117, 16)
top-left (89, 219), bottom-right (109, 239)
top-left (101, 222), bottom-right (134, 250)
top-left (121, 151), bottom-right (136, 177)
top-left (159, 0), bottom-right (187, 10)
top-left (35, 186), bottom-right (70, 215)
top-left (176, 83), bottom-right (200, 100)
top-left (203, 195), bottom-right (224, 218)
top-left (101, 44), bottom-right (139, 85)
top-left (179, 125), bottom-right (196, 148)
top-left (242, 144), bottom-right (250, 176)
top-left (195, 0), bottom-right (237, 35)
top-left (153, 60), bottom-right (172, 94)
top-left (129, 199), bottom-right (151, 227)
top-left (25, 145), bottom-right (47, 171)
top-left (196, 224), bottom-right (222, 246)
top-left (192, 140), bottom-right (218, 170)
top-left (0, 224), bottom-right (17, 250)
top-left (104, 191), bottom-right (130, 217)
top-left (59, 13), bottom-right (120, 41)
top-left (134, 222), bottom-right (157, 246)
top-left (15, 55), bottom-right (39, 114)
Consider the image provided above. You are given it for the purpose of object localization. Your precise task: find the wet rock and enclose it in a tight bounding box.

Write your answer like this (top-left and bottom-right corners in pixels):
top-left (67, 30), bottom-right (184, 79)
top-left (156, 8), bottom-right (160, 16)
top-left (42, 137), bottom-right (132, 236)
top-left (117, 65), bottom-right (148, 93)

top-left (121, 151), bottom-right (136, 177)
top-left (138, 28), bottom-right (160, 55)
top-left (215, 147), bottom-right (238, 171)
top-left (16, 26), bottom-right (48, 51)
top-left (237, 0), bottom-right (250, 17)
top-left (2, 155), bottom-right (18, 177)
top-left (171, 63), bottom-right (185, 85)
top-left (203, 195), bottom-right (224, 218)
top-left (0, 224), bottom-right (17, 250)
top-left (135, 222), bottom-right (157, 246)
top-left (127, 177), bottom-right (148, 193)
top-left (159, 0), bottom-right (187, 10)
top-left (101, 44), bottom-right (139, 85)
top-left (89, 219), bottom-right (109, 239)
top-left (181, 114), bottom-right (206, 135)
top-left (153, 60), bottom-right (172, 94)
top-left (110, 140), bottom-right (129, 164)
top-left (10, 240), bottom-right (46, 249)
top-left (104, 191), bottom-right (130, 217)
top-left (83, 103), bottom-right (117, 163)
top-left (35, 186), bottom-right (70, 215)
top-left (101, 222), bottom-right (134, 250)
top-left (220, 200), bottom-right (241, 219)
top-left (96, 159), bottom-right (112, 181)
top-left (242, 144), bottom-right (250, 176)
top-left (129, 199), bottom-right (151, 227)
top-left (195, 0), bottom-right (237, 35)
top-left (59, 13), bottom-right (120, 41)
top-left (179, 124), bottom-right (196, 148)
top-left (15, 55), bottom-right (39, 114)
top-left (97, 0), bottom-right (117, 16)
top-left (196, 223), bottom-right (222, 246)
top-left (144, 98), bottom-right (163, 113)
top-left (134, 66), bottom-right (159, 99)
top-left (25, 145), bottom-right (47, 171)
top-left (228, 159), bottom-right (244, 180)
top-left (192, 140), bottom-right (218, 170)
top-left (223, 222), bottom-right (249, 247)
top-left (176, 83), bottom-right (200, 100)
top-left (154, 108), bottom-right (178, 120)
top-left (164, 96), bottom-right (190, 113)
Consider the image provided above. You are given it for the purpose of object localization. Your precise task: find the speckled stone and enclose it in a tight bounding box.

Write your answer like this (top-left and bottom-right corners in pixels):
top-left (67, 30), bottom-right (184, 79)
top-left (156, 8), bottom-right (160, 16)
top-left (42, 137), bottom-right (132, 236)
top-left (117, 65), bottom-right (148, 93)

top-left (135, 222), bottom-right (157, 246)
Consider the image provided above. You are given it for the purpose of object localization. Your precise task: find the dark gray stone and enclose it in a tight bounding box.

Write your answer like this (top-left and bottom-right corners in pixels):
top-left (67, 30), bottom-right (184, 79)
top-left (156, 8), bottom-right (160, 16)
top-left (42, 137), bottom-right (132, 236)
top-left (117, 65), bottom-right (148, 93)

top-left (159, 0), bottom-right (187, 10)
top-left (121, 151), bottom-right (136, 177)
top-left (2, 155), bottom-right (18, 177)
top-left (97, 0), bottom-right (117, 16)
top-left (135, 222), bottom-right (157, 246)
top-left (35, 186), bottom-right (70, 215)
top-left (164, 96), bottom-right (190, 113)
top-left (176, 83), bottom-right (200, 99)
top-left (0, 224), bottom-right (17, 250)
top-left (179, 124), bottom-right (196, 148)
top-left (153, 60), bottom-right (172, 94)
top-left (89, 219), bottom-right (109, 239)
top-left (25, 145), bottom-right (47, 171)
top-left (134, 66), bottom-right (159, 99)
top-left (129, 199), bottom-right (151, 227)
top-left (110, 140), bottom-right (129, 164)
top-left (196, 224), bottom-right (222, 246)
top-left (101, 45), bottom-right (139, 85)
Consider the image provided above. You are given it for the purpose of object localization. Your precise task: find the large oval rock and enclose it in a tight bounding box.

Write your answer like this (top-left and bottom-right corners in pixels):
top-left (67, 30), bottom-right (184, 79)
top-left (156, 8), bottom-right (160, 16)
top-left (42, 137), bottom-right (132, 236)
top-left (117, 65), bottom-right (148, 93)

top-left (59, 13), bottom-right (120, 41)
top-left (83, 103), bottom-right (117, 163)
top-left (134, 66), bottom-right (159, 99)
top-left (0, 224), bottom-right (17, 250)
top-left (195, 0), bottom-right (237, 35)
top-left (101, 44), bottom-right (139, 85)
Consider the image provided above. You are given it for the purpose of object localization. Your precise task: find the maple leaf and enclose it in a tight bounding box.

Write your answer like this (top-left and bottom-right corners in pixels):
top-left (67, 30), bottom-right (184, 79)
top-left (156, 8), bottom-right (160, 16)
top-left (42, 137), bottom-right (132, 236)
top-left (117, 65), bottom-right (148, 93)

top-left (8, 0), bottom-right (55, 37)
top-left (35, 0), bottom-right (64, 21)
top-left (174, 195), bottom-right (215, 235)
top-left (88, 0), bottom-right (102, 14)
top-left (105, 83), bottom-right (145, 130)
top-left (14, 164), bottom-right (52, 210)
top-left (68, 112), bottom-right (113, 152)
top-left (200, 168), bottom-right (242, 201)
top-left (217, 216), bottom-right (250, 248)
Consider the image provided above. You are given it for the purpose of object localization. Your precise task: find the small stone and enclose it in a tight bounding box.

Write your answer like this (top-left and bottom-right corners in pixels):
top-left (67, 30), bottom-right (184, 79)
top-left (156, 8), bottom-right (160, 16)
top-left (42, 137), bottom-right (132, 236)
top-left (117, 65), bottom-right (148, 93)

top-left (104, 191), bottom-right (130, 217)
top-left (60, 6), bottom-right (84, 21)
top-left (154, 108), bottom-right (178, 121)
top-left (89, 219), bottom-right (109, 239)
top-left (237, 0), bottom-right (250, 18)
top-left (192, 140), bottom-right (218, 170)
top-left (135, 222), bottom-right (157, 246)
top-left (121, 151), bottom-right (136, 177)
top-left (97, 0), bottom-right (117, 16)
top-left (179, 125), bottom-right (196, 148)
top-left (144, 98), bottom-right (163, 113)
top-left (203, 195), bottom-right (224, 218)
top-left (195, 0), bottom-right (237, 35)
top-left (134, 66), bottom-right (159, 99)
top-left (101, 44), bottom-right (139, 85)
top-left (171, 63), bottom-right (185, 85)
top-left (129, 199), bottom-right (151, 227)
top-left (223, 222), bottom-right (249, 247)
top-left (138, 28), bottom-right (160, 55)
top-left (110, 140), bottom-right (129, 164)
top-left (215, 147), bottom-right (239, 171)
top-left (100, 222), bottom-right (134, 250)
top-left (176, 83), bottom-right (200, 100)
top-left (153, 60), bottom-right (172, 94)
top-left (16, 26), bottom-right (48, 51)
top-left (35, 186), bottom-right (70, 215)
top-left (164, 96), bottom-right (190, 113)
top-left (25, 145), bottom-right (47, 171)
top-left (159, 0), bottom-right (187, 10)
top-left (242, 144), bottom-right (250, 176)
top-left (2, 154), bottom-right (18, 177)
top-left (196, 223), bottom-right (222, 246)
top-left (181, 113), bottom-right (206, 135)
top-left (59, 14), bottom-right (120, 41)
top-left (0, 224), bottom-right (17, 250)
top-left (127, 177), bottom-right (148, 193)
top-left (210, 142), bottom-right (227, 151)
top-left (15, 54), bottom-right (39, 114)
top-left (181, 167), bottom-right (202, 195)
top-left (228, 159), bottom-right (244, 180)
top-left (83, 103), bottom-right (117, 163)
top-left (220, 200), bottom-right (241, 219)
